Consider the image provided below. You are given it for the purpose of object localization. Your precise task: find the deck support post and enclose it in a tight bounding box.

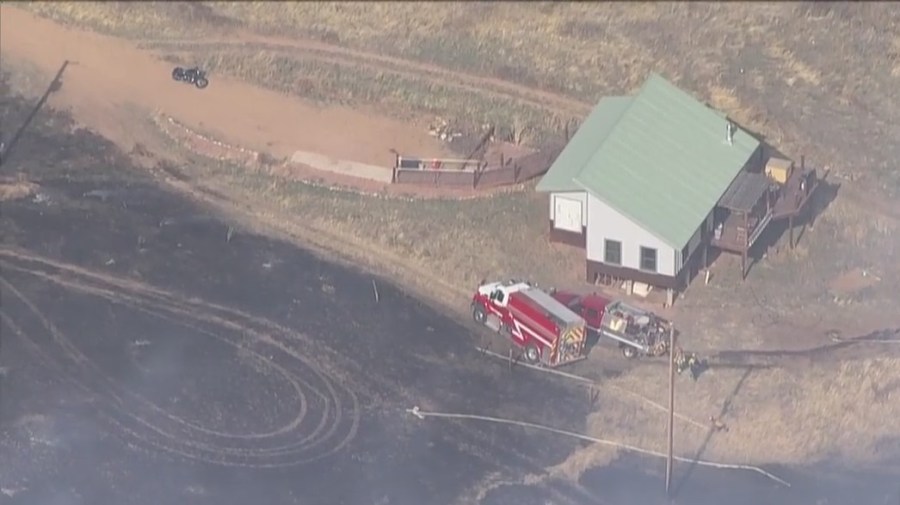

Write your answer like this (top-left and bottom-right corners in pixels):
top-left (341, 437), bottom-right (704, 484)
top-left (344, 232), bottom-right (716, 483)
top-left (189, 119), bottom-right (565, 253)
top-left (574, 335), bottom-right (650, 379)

top-left (807, 184), bottom-right (818, 232)
top-left (741, 249), bottom-right (747, 281)
top-left (789, 214), bottom-right (795, 250)
top-left (741, 211), bottom-right (749, 281)
top-left (701, 240), bottom-right (709, 272)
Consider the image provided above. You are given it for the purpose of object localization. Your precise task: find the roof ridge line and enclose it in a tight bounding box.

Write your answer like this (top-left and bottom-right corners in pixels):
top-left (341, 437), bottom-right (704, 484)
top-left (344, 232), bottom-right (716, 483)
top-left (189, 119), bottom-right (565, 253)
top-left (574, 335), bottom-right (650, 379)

top-left (571, 91), bottom-right (644, 185)
top-left (573, 180), bottom-right (680, 249)
top-left (569, 75), bottom-right (682, 247)
top-left (572, 73), bottom-right (668, 186)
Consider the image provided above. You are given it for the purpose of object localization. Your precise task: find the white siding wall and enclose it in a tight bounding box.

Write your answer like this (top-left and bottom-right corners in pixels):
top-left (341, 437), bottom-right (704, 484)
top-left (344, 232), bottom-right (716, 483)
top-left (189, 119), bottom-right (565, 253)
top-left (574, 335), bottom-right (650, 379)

top-left (548, 191), bottom-right (587, 227)
top-left (585, 194), bottom-right (676, 277)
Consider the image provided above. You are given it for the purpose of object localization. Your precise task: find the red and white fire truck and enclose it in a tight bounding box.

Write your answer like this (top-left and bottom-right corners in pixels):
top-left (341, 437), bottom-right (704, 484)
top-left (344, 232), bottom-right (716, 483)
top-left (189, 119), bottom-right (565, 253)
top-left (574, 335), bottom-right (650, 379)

top-left (470, 280), bottom-right (588, 367)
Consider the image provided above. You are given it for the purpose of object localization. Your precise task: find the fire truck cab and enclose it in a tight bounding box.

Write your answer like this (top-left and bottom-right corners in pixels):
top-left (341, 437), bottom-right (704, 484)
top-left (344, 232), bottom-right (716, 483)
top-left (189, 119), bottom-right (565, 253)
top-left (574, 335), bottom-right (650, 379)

top-left (471, 280), bottom-right (587, 367)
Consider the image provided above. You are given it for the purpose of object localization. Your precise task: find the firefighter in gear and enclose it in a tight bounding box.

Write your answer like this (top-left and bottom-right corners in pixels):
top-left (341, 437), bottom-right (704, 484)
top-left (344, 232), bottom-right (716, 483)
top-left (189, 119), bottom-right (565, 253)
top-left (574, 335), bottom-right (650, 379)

top-left (674, 347), bottom-right (705, 380)
top-left (674, 347), bottom-right (689, 374)
top-left (686, 353), bottom-right (704, 380)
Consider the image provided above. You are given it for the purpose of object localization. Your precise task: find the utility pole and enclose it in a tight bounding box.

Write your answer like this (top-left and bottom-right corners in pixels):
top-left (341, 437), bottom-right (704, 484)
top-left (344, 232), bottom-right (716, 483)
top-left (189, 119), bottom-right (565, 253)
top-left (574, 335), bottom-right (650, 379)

top-left (665, 323), bottom-right (676, 497)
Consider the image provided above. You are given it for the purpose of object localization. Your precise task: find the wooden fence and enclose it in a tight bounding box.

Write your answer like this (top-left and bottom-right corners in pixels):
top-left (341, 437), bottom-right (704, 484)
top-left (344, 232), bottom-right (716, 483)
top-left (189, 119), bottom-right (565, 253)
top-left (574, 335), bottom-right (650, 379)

top-left (392, 148), bottom-right (558, 189)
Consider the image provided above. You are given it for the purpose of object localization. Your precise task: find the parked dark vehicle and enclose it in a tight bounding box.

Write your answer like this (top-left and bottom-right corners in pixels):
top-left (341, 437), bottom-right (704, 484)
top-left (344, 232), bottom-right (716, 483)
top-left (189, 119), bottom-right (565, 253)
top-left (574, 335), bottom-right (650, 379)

top-left (172, 66), bottom-right (209, 89)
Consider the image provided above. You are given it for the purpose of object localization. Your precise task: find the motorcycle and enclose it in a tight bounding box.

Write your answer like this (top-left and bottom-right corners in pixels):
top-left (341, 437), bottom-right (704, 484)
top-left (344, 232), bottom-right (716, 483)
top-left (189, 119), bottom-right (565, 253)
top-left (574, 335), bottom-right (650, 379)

top-left (171, 66), bottom-right (209, 89)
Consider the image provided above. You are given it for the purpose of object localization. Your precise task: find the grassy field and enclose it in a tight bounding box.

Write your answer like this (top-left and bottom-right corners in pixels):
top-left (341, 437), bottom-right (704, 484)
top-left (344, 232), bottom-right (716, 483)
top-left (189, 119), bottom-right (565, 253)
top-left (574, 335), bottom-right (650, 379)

top-left (9, 2), bottom-right (900, 472)
top-left (583, 356), bottom-right (900, 471)
top-left (151, 124), bottom-right (589, 297)
top-left (19, 2), bottom-right (900, 189)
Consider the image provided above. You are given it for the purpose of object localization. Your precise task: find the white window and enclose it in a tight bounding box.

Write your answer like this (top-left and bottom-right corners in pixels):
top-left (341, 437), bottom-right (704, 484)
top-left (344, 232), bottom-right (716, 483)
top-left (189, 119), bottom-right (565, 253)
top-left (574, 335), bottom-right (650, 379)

top-left (604, 239), bottom-right (622, 265)
top-left (553, 195), bottom-right (582, 233)
top-left (640, 246), bottom-right (658, 273)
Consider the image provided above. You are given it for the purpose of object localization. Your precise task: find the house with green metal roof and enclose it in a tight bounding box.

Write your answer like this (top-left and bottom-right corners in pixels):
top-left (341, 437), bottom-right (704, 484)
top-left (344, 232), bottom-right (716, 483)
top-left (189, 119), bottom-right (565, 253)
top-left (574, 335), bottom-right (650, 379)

top-left (537, 73), bottom-right (766, 302)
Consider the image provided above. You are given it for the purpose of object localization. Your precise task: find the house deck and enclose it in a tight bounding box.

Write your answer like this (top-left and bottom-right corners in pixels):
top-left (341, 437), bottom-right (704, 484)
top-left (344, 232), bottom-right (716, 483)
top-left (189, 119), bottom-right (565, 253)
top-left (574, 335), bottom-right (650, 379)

top-left (772, 164), bottom-right (820, 219)
top-left (712, 160), bottom-right (823, 255)
top-left (711, 170), bottom-right (773, 255)
top-left (710, 210), bottom-right (772, 254)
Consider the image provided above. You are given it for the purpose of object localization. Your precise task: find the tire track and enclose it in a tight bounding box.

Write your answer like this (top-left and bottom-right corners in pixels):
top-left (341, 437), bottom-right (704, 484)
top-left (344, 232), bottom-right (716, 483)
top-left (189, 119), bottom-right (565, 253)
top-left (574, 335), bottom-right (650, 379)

top-left (0, 249), bottom-right (560, 484)
top-left (141, 33), bottom-right (592, 117)
top-left (0, 253), bottom-right (361, 468)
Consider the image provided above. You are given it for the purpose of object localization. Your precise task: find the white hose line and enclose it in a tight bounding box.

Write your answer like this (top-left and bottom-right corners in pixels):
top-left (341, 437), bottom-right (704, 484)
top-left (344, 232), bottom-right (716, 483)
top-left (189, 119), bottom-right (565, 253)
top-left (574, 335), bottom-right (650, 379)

top-left (404, 406), bottom-right (790, 488)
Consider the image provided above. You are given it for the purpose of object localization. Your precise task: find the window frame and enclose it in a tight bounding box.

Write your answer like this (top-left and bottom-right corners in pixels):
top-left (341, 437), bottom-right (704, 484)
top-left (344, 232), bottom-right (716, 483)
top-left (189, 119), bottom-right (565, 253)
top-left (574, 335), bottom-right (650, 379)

top-left (603, 239), bottom-right (622, 265)
top-left (639, 246), bottom-right (658, 273)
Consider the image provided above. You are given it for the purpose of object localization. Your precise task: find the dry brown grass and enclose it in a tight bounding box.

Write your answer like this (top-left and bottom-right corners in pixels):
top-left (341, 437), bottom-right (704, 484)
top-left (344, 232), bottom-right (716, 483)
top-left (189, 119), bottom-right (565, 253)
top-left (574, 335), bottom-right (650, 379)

top-left (141, 119), bottom-right (588, 309)
top-left (535, 357), bottom-right (900, 484)
top-left (0, 180), bottom-right (37, 201)
top-left (20, 3), bottom-right (900, 184)
top-left (19, 2), bottom-right (900, 185)
top-left (763, 41), bottom-right (823, 88)
top-left (591, 358), bottom-right (900, 466)
top-left (19, 1), bottom-right (237, 39)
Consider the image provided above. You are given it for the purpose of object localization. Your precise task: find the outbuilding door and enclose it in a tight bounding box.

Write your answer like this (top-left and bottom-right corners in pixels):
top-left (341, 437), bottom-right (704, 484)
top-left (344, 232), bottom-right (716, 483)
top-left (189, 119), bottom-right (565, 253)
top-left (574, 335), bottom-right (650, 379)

top-left (553, 195), bottom-right (582, 233)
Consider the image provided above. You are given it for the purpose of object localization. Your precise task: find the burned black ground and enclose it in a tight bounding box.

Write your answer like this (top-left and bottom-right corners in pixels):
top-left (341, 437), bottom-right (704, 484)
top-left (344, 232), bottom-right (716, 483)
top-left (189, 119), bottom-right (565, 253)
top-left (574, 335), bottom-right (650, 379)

top-left (0, 100), bottom-right (592, 505)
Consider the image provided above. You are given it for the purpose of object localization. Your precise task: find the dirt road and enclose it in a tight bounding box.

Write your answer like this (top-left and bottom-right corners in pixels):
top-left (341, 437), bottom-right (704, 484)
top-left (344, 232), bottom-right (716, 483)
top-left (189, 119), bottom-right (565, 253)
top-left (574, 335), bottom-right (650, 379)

top-left (0, 5), bottom-right (451, 167)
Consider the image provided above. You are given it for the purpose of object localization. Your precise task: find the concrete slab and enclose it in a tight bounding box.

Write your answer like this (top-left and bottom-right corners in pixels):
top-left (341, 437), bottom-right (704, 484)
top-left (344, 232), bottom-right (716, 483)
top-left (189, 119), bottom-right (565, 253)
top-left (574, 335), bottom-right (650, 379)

top-left (290, 150), bottom-right (393, 183)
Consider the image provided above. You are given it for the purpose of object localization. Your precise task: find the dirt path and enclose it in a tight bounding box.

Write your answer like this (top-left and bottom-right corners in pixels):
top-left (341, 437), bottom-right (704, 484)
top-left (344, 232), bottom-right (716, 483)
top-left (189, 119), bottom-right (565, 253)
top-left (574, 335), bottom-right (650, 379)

top-left (0, 6), bottom-right (451, 167)
top-left (140, 31), bottom-right (593, 118)
top-left (4, 4), bottom-right (899, 225)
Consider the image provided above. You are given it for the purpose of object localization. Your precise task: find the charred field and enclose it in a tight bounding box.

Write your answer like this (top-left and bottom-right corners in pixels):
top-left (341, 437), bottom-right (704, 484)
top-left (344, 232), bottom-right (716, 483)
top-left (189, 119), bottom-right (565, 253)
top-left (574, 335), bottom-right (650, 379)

top-left (0, 78), bottom-right (599, 505)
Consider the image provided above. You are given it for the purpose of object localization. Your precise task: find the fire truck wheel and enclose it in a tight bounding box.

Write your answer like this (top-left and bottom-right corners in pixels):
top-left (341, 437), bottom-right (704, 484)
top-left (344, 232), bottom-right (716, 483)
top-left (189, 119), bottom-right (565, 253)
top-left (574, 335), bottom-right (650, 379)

top-left (621, 345), bottom-right (638, 359)
top-left (472, 305), bottom-right (487, 324)
top-left (524, 345), bottom-right (540, 364)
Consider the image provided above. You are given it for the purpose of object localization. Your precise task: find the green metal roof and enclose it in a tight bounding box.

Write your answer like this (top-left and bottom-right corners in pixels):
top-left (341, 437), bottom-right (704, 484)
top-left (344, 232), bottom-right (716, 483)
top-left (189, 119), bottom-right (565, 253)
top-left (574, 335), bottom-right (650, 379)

top-left (538, 73), bottom-right (760, 249)
top-left (535, 96), bottom-right (632, 192)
